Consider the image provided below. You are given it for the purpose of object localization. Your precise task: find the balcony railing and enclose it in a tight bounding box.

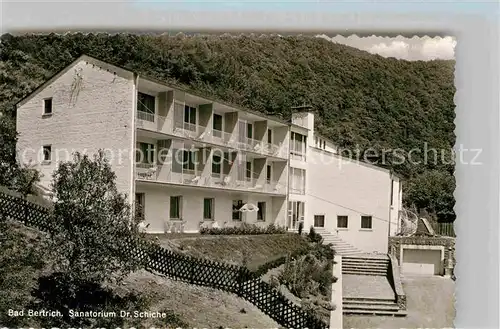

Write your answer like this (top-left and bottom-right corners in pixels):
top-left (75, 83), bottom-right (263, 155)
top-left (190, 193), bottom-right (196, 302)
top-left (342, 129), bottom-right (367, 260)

top-left (134, 164), bottom-right (286, 195)
top-left (136, 111), bottom-right (288, 158)
top-left (289, 187), bottom-right (306, 195)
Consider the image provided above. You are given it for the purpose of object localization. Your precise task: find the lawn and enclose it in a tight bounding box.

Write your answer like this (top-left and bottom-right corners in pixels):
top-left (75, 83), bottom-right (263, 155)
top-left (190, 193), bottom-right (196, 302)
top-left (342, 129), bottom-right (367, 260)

top-left (343, 275), bottom-right (455, 329)
top-left (153, 233), bottom-right (310, 270)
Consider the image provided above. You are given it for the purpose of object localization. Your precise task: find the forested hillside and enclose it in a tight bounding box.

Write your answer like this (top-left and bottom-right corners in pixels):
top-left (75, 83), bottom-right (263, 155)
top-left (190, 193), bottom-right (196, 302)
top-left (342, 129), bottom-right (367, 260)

top-left (0, 33), bottom-right (456, 220)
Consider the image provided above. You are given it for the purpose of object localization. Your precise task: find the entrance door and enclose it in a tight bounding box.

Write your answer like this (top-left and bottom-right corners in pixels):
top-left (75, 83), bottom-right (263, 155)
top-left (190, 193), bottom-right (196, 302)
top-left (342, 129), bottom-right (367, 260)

top-left (135, 193), bottom-right (145, 221)
top-left (287, 201), bottom-right (304, 230)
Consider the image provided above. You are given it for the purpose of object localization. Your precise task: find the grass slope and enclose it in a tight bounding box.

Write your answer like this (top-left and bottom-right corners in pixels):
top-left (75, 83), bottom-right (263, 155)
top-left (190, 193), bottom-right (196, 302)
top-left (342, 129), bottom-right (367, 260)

top-left (153, 233), bottom-right (310, 270)
top-left (123, 270), bottom-right (281, 329)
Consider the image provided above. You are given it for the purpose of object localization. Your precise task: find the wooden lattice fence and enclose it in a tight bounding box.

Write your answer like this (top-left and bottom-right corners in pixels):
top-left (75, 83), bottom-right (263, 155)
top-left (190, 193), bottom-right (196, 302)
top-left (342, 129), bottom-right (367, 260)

top-left (0, 191), bottom-right (328, 329)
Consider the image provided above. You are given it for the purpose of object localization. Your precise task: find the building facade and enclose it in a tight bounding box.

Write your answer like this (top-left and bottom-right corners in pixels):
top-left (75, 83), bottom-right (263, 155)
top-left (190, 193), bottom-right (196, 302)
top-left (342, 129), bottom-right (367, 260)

top-left (288, 112), bottom-right (402, 253)
top-left (16, 55), bottom-right (402, 253)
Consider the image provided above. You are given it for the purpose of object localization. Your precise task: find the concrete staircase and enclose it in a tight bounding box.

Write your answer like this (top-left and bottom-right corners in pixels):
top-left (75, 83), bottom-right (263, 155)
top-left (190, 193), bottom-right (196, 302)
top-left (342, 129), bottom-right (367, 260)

top-left (342, 255), bottom-right (407, 317)
top-left (343, 297), bottom-right (407, 317)
top-left (317, 231), bottom-right (363, 255)
top-left (342, 255), bottom-right (389, 276)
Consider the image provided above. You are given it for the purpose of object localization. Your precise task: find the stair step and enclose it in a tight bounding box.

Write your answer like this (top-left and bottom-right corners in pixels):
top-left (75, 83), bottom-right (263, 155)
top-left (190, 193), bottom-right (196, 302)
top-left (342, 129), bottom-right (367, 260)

top-left (344, 297), bottom-right (396, 303)
top-left (342, 271), bottom-right (387, 276)
top-left (342, 267), bottom-right (387, 271)
top-left (343, 260), bottom-right (389, 264)
top-left (342, 268), bottom-right (388, 272)
top-left (343, 304), bottom-right (400, 312)
top-left (342, 268), bottom-right (387, 272)
top-left (343, 264), bottom-right (388, 267)
top-left (343, 310), bottom-right (407, 317)
top-left (343, 263), bottom-right (389, 266)
top-left (333, 246), bottom-right (359, 249)
top-left (343, 257), bottom-right (389, 261)
top-left (344, 300), bottom-right (398, 306)
top-left (342, 263), bottom-right (388, 267)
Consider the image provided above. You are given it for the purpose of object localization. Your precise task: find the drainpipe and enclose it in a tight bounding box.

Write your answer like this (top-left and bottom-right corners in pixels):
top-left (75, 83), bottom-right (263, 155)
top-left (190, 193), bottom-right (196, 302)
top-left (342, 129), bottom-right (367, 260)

top-left (131, 73), bottom-right (139, 225)
top-left (285, 125), bottom-right (291, 230)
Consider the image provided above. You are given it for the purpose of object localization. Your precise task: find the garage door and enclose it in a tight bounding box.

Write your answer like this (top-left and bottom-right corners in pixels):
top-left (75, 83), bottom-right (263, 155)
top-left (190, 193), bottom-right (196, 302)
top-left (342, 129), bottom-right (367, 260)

top-left (401, 249), bottom-right (442, 275)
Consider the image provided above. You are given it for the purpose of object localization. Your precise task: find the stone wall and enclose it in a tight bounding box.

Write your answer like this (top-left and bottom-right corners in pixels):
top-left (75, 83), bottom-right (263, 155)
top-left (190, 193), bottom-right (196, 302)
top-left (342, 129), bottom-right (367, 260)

top-left (329, 254), bottom-right (343, 329)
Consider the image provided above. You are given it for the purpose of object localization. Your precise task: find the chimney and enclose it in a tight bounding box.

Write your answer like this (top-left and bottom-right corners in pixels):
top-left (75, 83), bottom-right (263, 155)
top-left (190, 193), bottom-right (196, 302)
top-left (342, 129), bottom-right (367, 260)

top-left (291, 104), bottom-right (314, 130)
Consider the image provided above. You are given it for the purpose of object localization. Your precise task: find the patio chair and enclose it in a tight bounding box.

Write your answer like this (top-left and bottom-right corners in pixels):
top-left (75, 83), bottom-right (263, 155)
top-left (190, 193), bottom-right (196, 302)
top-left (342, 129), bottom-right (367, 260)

top-left (165, 220), bottom-right (172, 233)
top-left (222, 176), bottom-right (231, 186)
top-left (145, 166), bottom-right (157, 180)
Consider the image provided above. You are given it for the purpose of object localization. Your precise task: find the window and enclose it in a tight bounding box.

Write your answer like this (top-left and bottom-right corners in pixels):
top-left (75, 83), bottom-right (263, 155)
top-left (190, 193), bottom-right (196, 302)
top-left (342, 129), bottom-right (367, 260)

top-left (182, 150), bottom-right (195, 172)
top-left (289, 167), bottom-right (306, 194)
top-left (43, 98), bottom-right (53, 115)
top-left (135, 193), bottom-right (145, 220)
top-left (337, 215), bottom-right (348, 228)
top-left (247, 123), bottom-right (253, 139)
top-left (170, 196), bottom-right (182, 220)
top-left (290, 132), bottom-right (307, 160)
top-left (267, 129), bottom-right (272, 144)
top-left (136, 142), bottom-right (155, 164)
top-left (257, 202), bottom-right (266, 221)
top-left (42, 145), bottom-right (52, 162)
top-left (314, 215), bottom-right (325, 228)
top-left (184, 105), bottom-right (196, 125)
top-left (266, 165), bottom-right (272, 183)
top-left (212, 154), bottom-right (222, 176)
top-left (246, 161), bottom-right (252, 181)
top-left (203, 198), bottom-right (214, 220)
top-left (361, 216), bottom-right (373, 229)
top-left (137, 92), bottom-right (156, 114)
top-left (232, 200), bottom-right (243, 220)
top-left (213, 113), bottom-right (223, 136)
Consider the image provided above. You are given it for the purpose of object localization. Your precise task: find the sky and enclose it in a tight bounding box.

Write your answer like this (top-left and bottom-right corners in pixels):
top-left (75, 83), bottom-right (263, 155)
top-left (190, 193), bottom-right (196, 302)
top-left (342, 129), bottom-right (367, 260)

top-left (319, 35), bottom-right (457, 61)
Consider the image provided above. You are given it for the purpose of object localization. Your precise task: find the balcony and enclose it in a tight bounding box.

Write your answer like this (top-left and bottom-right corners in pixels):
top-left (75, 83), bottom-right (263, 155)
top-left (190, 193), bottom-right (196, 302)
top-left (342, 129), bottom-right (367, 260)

top-left (136, 111), bottom-right (288, 159)
top-left (135, 164), bottom-right (287, 195)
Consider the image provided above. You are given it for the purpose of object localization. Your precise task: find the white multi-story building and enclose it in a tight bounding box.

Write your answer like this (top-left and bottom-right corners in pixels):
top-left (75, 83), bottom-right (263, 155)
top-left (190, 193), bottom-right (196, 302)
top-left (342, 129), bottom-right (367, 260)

top-left (15, 55), bottom-right (402, 253)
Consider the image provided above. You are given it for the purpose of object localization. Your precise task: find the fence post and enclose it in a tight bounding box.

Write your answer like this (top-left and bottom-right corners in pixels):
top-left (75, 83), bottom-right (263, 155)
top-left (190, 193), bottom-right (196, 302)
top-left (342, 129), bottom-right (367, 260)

top-left (237, 267), bottom-right (246, 297)
top-left (190, 259), bottom-right (195, 284)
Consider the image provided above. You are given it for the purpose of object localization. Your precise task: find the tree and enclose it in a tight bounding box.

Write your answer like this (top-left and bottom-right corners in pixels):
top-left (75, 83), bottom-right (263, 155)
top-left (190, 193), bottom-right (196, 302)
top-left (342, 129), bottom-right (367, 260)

top-left (48, 150), bottom-right (146, 285)
top-left (404, 170), bottom-right (456, 221)
top-left (0, 115), bottom-right (19, 187)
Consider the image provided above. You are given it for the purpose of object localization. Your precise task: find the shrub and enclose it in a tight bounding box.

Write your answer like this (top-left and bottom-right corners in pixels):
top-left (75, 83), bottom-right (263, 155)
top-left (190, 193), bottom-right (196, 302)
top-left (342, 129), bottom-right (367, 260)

top-left (253, 245), bottom-right (311, 276)
top-left (308, 226), bottom-right (323, 243)
top-left (279, 254), bottom-right (323, 298)
top-left (0, 220), bottom-right (49, 328)
top-left (311, 242), bottom-right (335, 261)
top-left (277, 242), bottom-right (336, 302)
top-left (200, 223), bottom-right (287, 235)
